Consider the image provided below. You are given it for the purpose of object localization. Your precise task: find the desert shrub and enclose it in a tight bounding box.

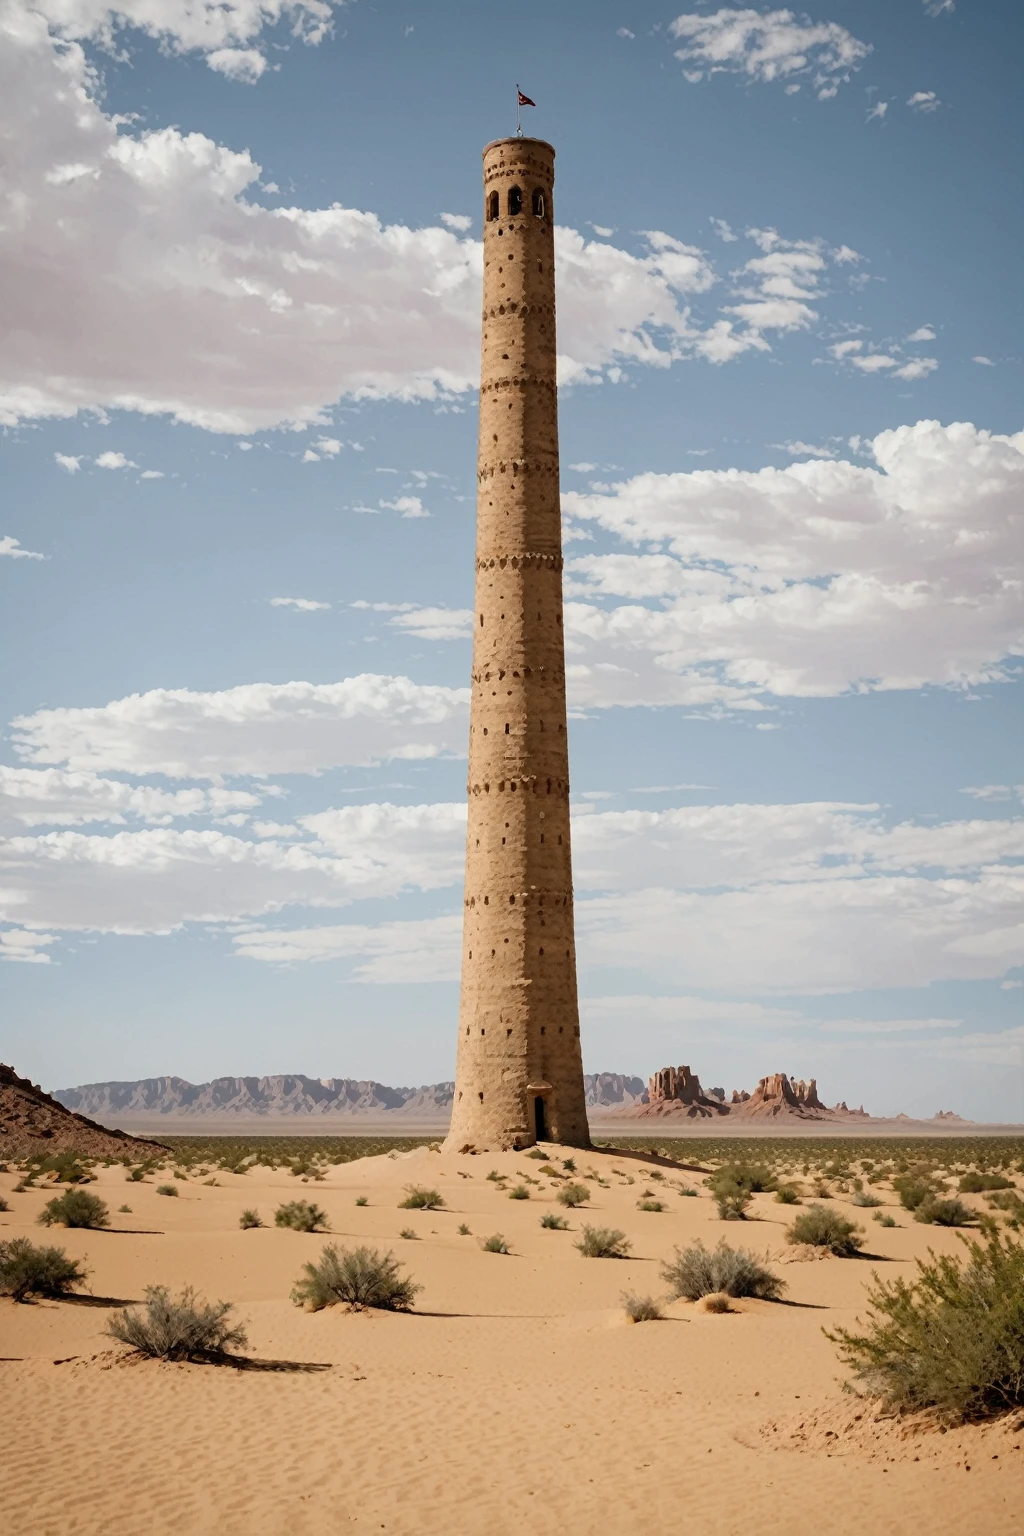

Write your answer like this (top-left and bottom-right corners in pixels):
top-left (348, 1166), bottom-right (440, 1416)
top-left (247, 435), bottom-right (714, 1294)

top-left (562, 1158), bottom-right (577, 1173)
top-left (274, 1201), bottom-right (328, 1233)
top-left (0, 1196), bottom-right (9, 1212)
top-left (852, 1192), bottom-right (884, 1208)
top-left (713, 1184), bottom-right (752, 1221)
top-left (678, 1185), bottom-right (698, 1197)
top-left (126, 1167), bottom-right (147, 1182)
top-left (959, 1171), bottom-right (1013, 1194)
top-left (540, 1213), bottom-right (569, 1230)
top-left (119, 1204), bottom-right (132, 1213)
top-left (915, 1197), bottom-right (975, 1228)
top-left (661, 1240), bottom-right (785, 1301)
top-left (399, 1185), bottom-right (444, 1211)
top-left (622, 1292), bottom-right (662, 1322)
top-left (398, 1228), bottom-right (419, 1240)
top-left (709, 1163), bottom-right (777, 1196)
top-left (38, 1152), bottom-right (92, 1184)
top-left (156, 1184), bottom-right (179, 1197)
top-left (525, 1149), bottom-right (549, 1160)
top-left (0, 1239), bottom-right (88, 1302)
top-left (355, 1196), bottom-right (369, 1207)
top-left (556, 1182), bottom-right (590, 1208)
top-left (38, 1189), bottom-right (109, 1229)
top-left (457, 1223), bottom-right (471, 1235)
top-left (787, 1204), bottom-right (864, 1256)
top-left (239, 1208), bottom-right (263, 1229)
top-left (987, 1190), bottom-right (1024, 1224)
top-left (826, 1230), bottom-right (1024, 1422)
top-left (507, 1184), bottom-right (530, 1200)
top-left (774, 1185), bottom-right (800, 1205)
top-left (481, 1233), bottom-right (510, 1253)
top-left (893, 1174), bottom-right (936, 1212)
top-left (637, 1198), bottom-right (666, 1212)
top-left (291, 1243), bottom-right (420, 1312)
top-left (575, 1225), bottom-right (630, 1259)
top-left (108, 1286), bottom-right (247, 1361)
top-left (703, 1291), bottom-right (734, 1313)
top-left (486, 1170), bottom-right (505, 1183)
top-left (874, 1213), bottom-right (897, 1227)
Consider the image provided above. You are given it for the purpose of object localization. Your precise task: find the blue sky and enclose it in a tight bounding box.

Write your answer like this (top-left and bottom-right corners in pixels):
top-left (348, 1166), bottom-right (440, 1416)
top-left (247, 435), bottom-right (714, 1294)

top-left (2, 0), bottom-right (1022, 1120)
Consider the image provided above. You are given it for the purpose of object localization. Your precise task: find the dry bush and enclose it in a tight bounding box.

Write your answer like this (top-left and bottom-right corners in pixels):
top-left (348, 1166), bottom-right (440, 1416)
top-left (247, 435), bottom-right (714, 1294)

top-left (827, 1230), bottom-right (1024, 1422)
top-left (637, 1198), bottom-right (666, 1212)
top-left (787, 1205), bottom-right (864, 1256)
top-left (556, 1182), bottom-right (590, 1208)
top-left (239, 1208), bottom-right (264, 1229)
top-left (481, 1233), bottom-right (510, 1253)
top-left (399, 1186), bottom-right (445, 1210)
top-left (274, 1201), bottom-right (328, 1232)
top-left (703, 1292), bottom-right (734, 1314)
top-left (156, 1184), bottom-right (179, 1197)
top-left (108, 1286), bottom-right (248, 1361)
top-left (0, 1239), bottom-right (88, 1302)
top-left (291, 1243), bottom-right (420, 1311)
top-left (575, 1225), bottom-right (630, 1259)
top-left (661, 1240), bottom-right (785, 1301)
top-left (851, 1192), bottom-right (884, 1208)
top-left (959, 1172), bottom-right (1013, 1194)
top-left (398, 1228), bottom-right (419, 1240)
top-left (540, 1213), bottom-right (569, 1230)
top-left (457, 1223), bottom-right (471, 1235)
top-left (774, 1185), bottom-right (801, 1205)
top-left (622, 1292), bottom-right (662, 1322)
top-left (37, 1189), bottom-right (109, 1229)
top-left (915, 1197), bottom-right (975, 1228)
top-left (507, 1184), bottom-right (530, 1200)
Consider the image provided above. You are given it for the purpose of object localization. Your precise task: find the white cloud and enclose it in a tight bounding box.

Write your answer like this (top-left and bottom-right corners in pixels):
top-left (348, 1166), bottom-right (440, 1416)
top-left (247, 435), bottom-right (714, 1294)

top-left (0, 535), bottom-right (45, 560)
top-left (907, 91), bottom-right (940, 113)
top-left (139, 469), bottom-right (164, 478)
top-left (0, 765), bottom-right (260, 827)
top-left (33, 0), bottom-right (334, 60)
top-left (924, 2), bottom-right (954, 16)
top-left (961, 785), bottom-right (1023, 804)
top-left (379, 495), bottom-right (429, 519)
top-left (233, 914), bottom-right (461, 978)
top-left (313, 436), bottom-right (342, 455)
top-left (866, 101), bottom-right (888, 122)
top-left (906, 326), bottom-right (935, 342)
top-left (773, 439), bottom-right (838, 458)
top-left (94, 450), bottom-right (136, 469)
top-left (0, 927), bottom-right (58, 964)
top-left (893, 356), bottom-right (939, 381)
top-left (440, 213), bottom-right (471, 232)
top-left (0, 13), bottom-right (862, 432)
top-left (269, 596), bottom-right (330, 611)
top-left (11, 675), bottom-right (470, 778)
top-left (561, 419), bottom-right (1024, 704)
top-left (818, 1018), bottom-right (961, 1034)
top-left (205, 47), bottom-right (267, 83)
top-left (831, 336), bottom-right (938, 382)
top-left (973, 356), bottom-right (996, 367)
top-left (386, 607), bottom-right (474, 642)
top-left (54, 452), bottom-right (82, 472)
top-left (670, 8), bottom-right (871, 98)
top-left (617, 28), bottom-right (635, 40)
top-left (709, 217), bottom-right (738, 243)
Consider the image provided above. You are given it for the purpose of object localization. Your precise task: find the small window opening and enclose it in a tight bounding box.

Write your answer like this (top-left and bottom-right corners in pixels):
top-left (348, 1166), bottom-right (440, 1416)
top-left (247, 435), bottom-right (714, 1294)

top-left (479, 1091), bottom-right (485, 1102)
top-left (531, 188), bottom-right (546, 217)
top-left (487, 191), bottom-right (499, 221)
top-left (533, 1096), bottom-right (547, 1141)
top-left (505, 723), bottom-right (510, 734)
top-left (508, 186), bottom-right (522, 216)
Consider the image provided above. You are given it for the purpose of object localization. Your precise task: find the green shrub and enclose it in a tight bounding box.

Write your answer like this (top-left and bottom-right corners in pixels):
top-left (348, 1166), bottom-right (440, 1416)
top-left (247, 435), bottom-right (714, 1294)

top-left (959, 1172), bottom-right (1013, 1194)
top-left (0, 1196), bottom-right (9, 1212)
top-left (787, 1204), bottom-right (864, 1256)
top-left (851, 1191), bottom-right (884, 1207)
top-left (709, 1163), bottom-right (777, 1196)
top-left (481, 1233), bottom-right (510, 1253)
top-left (540, 1213), bottom-right (569, 1230)
top-left (239, 1208), bottom-right (264, 1229)
top-left (398, 1228), bottom-right (419, 1240)
top-left (774, 1184), bottom-right (801, 1205)
top-left (274, 1201), bottom-right (328, 1232)
top-left (507, 1184), bottom-right (530, 1200)
top-left (156, 1183), bottom-right (179, 1197)
top-left (556, 1182), bottom-right (590, 1208)
top-left (399, 1186), bottom-right (444, 1210)
top-left (525, 1149), bottom-right (549, 1160)
top-left (893, 1175), bottom-right (936, 1212)
top-left (678, 1185), bottom-right (698, 1197)
top-left (562, 1158), bottom-right (577, 1173)
top-left (713, 1184), bottom-right (752, 1221)
top-left (291, 1243), bottom-right (420, 1312)
top-left (108, 1286), bottom-right (247, 1361)
top-left (38, 1189), bottom-right (109, 1229)
top-left (637, 1198), bottom-right (666, 1212)
top-left (575, 1225), bottom-right (630, 1259)
top-left (622, 1292), bottom-right (662, 1322)
top-left (0, 1238), bottom-right (88, 1302)
top-left (457, 1223), bottom-right (471, 1235)
top-left (355, 1196), bottom-right (369, 1207)
top-left (987, 1190), bottom-right (1024, 1226)
top-left (126, 1167), bottom-right (147, 1182)
top-left (826, 1230), bottom-right (1024, 1422)
top-left (661, 1240), bottom-right (785, 1301)
top-left (874, 1213), bottom-right (897, 1228)
top-left (915, 1197), bottom-right (975, 1228)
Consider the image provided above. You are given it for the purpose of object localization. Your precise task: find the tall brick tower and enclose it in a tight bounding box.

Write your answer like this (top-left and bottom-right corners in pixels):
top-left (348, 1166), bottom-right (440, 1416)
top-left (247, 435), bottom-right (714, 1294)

top-left (444, 137), bottom-right (590, 1152)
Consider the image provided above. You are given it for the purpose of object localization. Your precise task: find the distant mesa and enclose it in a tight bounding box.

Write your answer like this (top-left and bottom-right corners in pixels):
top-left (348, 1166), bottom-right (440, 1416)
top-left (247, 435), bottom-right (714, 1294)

top-left (627, 1064), bottom-right (872, 1123)
top-left (1, 1062), bottom-right (165, 1159)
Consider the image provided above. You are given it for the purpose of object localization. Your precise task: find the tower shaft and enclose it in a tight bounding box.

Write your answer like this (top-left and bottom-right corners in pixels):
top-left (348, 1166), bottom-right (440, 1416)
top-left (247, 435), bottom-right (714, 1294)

top-left (445, 137), bottom-right (589, 1152)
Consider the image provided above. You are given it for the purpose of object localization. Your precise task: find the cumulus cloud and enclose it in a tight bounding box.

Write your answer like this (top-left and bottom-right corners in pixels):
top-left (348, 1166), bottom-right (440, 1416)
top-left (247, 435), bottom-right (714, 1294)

top-left (205, 47), bottom-right (267, 83)
top-left (906, 326), bottom-right (935, 342)
top-left (440, 213), bottom-right (471, 232)
top-left (561, 420), bottom-right (1024, 703)
top-left (385, 607), bottom-right (473, 642)
top-left (0, 928), bottom-right (58, 964)
top-left (33, 0), bottom-right (334, 63)
top-left (907, 91), bottom-right (940, 113)
top-left (11, 675), bottom-right (469, 778)
top-left (269, 596), bottom-right (331, 611)
top-left (0, 535), bottom-right (45, 560)
top-left (0, 765), bottom-right (260, 827)
top-left (866, 101), bottom-right (888, 122)
top-left (94, 450), bottom-right (136, 469)
top-left (54, 453), bottom-right (82, 472)
top-left (379, 495), bottom-right (429, 519)
top-left (670, 8), bottom-right (871, 98)
top-left (0, 9), bottom-right (862, 431)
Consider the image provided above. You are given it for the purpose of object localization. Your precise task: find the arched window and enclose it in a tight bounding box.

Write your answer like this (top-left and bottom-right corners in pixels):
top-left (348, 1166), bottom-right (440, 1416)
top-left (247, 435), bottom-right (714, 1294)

top-left (531, 187), bottom-right (546, 218)
top-left (487, 191), bottom-right (499, 221)
top-left (508, 185), bottom-right (522, 216)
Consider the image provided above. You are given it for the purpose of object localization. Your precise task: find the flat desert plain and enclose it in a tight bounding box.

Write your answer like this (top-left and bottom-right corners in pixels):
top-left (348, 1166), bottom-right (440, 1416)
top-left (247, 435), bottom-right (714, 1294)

top-left (2, 1143), bottom-right (1021, 1536)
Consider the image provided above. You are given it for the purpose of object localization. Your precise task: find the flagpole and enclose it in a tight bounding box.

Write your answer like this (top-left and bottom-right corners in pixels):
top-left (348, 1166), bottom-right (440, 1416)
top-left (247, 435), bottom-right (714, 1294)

top-left (516, 83), bottom-right (521, 137)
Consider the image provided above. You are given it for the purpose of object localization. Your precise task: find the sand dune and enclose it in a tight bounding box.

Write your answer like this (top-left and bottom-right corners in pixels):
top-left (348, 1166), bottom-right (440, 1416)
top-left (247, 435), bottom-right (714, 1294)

top-left (1, 1144), bottom-right (1021, 1535)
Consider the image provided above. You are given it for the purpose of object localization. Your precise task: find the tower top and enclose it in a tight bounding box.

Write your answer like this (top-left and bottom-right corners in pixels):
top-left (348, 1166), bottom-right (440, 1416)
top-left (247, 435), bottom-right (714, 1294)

top-left (482, 137), bottom-right (556, 160)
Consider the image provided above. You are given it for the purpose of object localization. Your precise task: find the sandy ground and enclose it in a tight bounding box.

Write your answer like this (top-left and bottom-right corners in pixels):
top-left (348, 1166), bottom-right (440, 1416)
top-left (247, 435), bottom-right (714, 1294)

top-left (1, 1143), bottom-right (1021, 1536)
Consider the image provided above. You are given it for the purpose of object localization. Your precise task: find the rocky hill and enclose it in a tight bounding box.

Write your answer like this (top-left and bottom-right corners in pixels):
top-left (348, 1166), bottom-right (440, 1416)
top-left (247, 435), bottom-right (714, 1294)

top-left (625, 1065), bottom-right (872, 1124)
top-left (1, 1063), bottom-right (166, 1158)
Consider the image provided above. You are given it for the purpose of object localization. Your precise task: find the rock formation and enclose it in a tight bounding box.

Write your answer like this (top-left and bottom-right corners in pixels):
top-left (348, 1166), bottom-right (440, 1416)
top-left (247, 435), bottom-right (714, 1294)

top-left (633, 1064), bottom-right (729, 1119)
top-left (1, 1063), bottom-right (165, 1159)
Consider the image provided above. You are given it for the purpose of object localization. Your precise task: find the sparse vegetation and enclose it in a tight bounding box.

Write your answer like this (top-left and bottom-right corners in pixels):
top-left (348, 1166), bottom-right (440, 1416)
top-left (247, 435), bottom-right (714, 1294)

top-left (507, 1184), bottom-right (530, 1200)
top-left (457, 1223), bottom-right (471, 1235)
top-left (398, 1228), bottom-right (419, 1240)
top-left (556, 1182), bottom-right (590, 1208)
top-left (355, 1196), bottom-right (369, 1207)
top-left (703, 1291), bottom-right (734, 1314)
top-left (37, 1189), bottom-right (109, 1229)
top-left (915, 1196), bottom-right (975, 1227)
top-left (774, 1185), bottom-right (801, 1205)
top-left (874, 1213), bottom-right (897, 1227)
top-left (274, 1201), bottom-right (328, 1233)
top-left (787, 1204), bottom-right (864, 1256)
top-left (637, 1198), bottom-right (666, 1212)
top-left (562, 1158), bottom-right (577, 1173)
top-left (827, 1229), bottom-right (1024, 1422)
top-left (118, 1204), bottom-right (132, 1213)
top-left (525, 1149), bottom-right (549, 1160)
top-left (0, 1197), bottom-right (9, 1212)
top-left (893, 1174), bottom-right (938, 1212)
top-left (713, 1184), bottom-right (752, 1221)
top-left (622, 1292), bottom-right (662, 1322)
top-left (399, 1185), bottom-right (445, 1210)
top-left (481, 1233), bottom-right (510, 1253)
top-left (575, 1225), bottom-right (630, 1259)
top-left (156, 1183), bottom-right (179, 1197)
top-left (0, 1239), bottom-right (88, 1302)
top-left (108, 1286), bottom-right (248, 1361)
top-left (958, 1171), bottom-right (1013, 1194)
top-left (851, 1191), bottom-right (884, 1207)
top-left (291, 1243), bottom-right (421, 1312)
top-left (239, 1208), bottom-right (264, 1229)
top-left (540, 1213), bottom-right (569, 1230)
top-left (661, 1240), bottom-right (785, 1301)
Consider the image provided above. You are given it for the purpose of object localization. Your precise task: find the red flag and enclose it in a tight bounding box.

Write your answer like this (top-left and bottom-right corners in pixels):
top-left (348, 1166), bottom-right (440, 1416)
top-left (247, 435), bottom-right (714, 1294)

top-left (517, 90), bottom-right (535, 107)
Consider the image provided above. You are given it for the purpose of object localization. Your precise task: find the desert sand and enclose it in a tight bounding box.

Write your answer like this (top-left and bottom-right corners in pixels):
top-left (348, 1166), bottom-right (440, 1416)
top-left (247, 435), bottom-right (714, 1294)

top-left (2, 1142), bottom-right (1021, 1536)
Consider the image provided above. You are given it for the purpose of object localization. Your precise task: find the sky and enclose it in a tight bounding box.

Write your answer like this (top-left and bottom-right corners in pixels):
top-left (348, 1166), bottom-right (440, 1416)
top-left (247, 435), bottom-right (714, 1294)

top-left (1, 0), bottom-right (1022, 1120)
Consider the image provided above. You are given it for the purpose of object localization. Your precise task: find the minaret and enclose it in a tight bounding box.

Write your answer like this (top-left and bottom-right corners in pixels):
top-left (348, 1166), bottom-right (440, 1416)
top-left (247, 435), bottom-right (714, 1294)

top-left (444, 137), bottom-right (590, 1152)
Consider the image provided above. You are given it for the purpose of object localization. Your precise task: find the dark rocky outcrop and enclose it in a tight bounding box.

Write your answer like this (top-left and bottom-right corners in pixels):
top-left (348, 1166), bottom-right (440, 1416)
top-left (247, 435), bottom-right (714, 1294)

top-left (1, 1063), bottom-right (165, 1158)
